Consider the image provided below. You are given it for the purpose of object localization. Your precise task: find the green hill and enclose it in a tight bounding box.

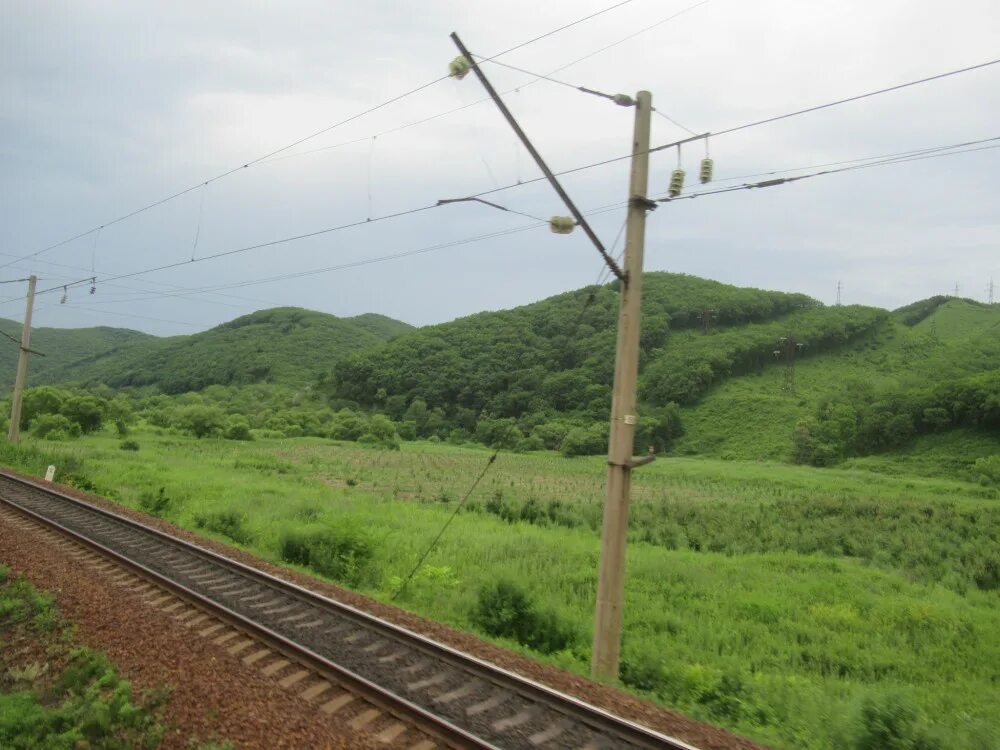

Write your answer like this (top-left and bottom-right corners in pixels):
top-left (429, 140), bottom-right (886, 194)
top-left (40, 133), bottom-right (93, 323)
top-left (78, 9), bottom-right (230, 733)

top-left (327, 280), bottom-right (996, 469)
top-left (37, 307), bottom-right (414, 393)
top-left (329, 271), bottom-right (870, 418)
top-left (0, 319), bottom-right (153, 390)
top-left (676, 298), bottom-right (1000, 472)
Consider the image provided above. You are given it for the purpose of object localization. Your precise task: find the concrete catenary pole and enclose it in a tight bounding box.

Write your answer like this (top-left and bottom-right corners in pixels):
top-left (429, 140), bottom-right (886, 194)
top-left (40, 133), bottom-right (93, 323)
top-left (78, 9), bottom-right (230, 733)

top-left (8, 274), bottom-right (37, 442)
top-left (592, 91), bottom-right (652, 681)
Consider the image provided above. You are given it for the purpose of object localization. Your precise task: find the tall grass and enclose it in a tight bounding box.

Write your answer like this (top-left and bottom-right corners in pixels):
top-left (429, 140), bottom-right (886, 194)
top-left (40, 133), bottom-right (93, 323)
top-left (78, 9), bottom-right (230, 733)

top-left (4, 429), bottom-right (997, 750)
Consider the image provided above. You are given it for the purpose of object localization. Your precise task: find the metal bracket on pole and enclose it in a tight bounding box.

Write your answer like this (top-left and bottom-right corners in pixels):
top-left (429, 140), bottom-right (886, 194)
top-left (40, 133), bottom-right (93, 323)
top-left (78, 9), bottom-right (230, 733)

top-left (450, 32), bottom-right (626, 284)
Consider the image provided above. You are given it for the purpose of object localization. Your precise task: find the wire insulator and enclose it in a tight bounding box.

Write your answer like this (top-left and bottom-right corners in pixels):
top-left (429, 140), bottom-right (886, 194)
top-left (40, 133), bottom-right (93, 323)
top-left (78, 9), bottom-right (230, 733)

top-left (669, 169), bottom-right (686, 197)
top-left (612, 94), bottom-right (635, 107)
top-left (449, 55), bottom-right (472, 80)
top-left (699, 157), bottom-right (714, 184)
top-left (549, 216), bottom-right (576, 234)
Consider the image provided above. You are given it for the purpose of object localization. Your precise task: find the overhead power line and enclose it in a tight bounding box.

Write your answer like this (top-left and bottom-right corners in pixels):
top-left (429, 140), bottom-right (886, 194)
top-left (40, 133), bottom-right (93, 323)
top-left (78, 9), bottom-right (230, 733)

top-left (3, 0), bottom-right (645, 273)
top-left (710, 135), bottom-right (1000, 183)
top-left (655, 138), bottom-right (1000, 203)
top-left (10, 130), bottom-right (993, 309)
top-left (34, 200), bottom-right (629, 308)
top-left (256, 0), bottom-right (712, 167)
top-left (475, 54), bottom-right (699, 135)
top-left (711, 57), bottom-right (1000, 138)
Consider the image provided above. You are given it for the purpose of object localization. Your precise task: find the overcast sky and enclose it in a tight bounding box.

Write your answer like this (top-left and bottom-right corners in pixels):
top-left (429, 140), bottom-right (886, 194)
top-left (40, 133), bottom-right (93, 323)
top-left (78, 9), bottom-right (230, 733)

top-left (1, 0), bottom-right (998, 335)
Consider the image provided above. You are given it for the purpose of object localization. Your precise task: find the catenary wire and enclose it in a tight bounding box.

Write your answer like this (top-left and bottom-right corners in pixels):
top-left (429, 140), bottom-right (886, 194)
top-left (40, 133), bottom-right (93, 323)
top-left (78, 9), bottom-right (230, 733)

top-left (654, 140), bottom-right (1000, 203)
top-left (709, 135), bottom-right (1000, 183)
top-left (12, 131), bottom-right (995, 307)
top-left (2, 0), bottom-right (646, 273)
top-left (709, 57), bottom-right (1000, 138)
top-left (261, 0), bottom-right (711, 166)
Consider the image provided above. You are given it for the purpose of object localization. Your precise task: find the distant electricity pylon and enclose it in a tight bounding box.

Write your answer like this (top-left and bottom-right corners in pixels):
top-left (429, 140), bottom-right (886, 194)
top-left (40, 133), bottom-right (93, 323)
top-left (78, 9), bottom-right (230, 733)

top-left (774, 335), bottom-right (805, 393)
top-left (835, 280), bottom-right (842, 306)
top-left (953, 282), bottom-right (960, 297)
top-left (989, 277), bottom-right (995, 305)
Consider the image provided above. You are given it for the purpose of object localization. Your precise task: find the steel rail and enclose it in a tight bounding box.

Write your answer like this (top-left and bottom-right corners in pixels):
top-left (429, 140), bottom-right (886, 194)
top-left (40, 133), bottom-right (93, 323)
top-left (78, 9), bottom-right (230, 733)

top-left (0, 469), bottom-right (701, 750)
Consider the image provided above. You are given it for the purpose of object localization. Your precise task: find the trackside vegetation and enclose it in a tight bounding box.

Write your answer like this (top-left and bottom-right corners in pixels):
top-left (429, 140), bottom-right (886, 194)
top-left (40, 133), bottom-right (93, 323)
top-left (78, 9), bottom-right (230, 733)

top-left (2, 433), bottom-right (997, 750)
top-left (0, 564), bottom-right (167, 749)
top-left (0, 274), bottom-right (996, 749)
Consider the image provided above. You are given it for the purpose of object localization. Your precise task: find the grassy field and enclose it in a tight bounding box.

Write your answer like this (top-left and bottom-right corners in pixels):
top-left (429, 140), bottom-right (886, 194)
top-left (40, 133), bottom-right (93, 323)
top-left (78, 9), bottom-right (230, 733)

top-left (2, 430), bottom-right (998, 750)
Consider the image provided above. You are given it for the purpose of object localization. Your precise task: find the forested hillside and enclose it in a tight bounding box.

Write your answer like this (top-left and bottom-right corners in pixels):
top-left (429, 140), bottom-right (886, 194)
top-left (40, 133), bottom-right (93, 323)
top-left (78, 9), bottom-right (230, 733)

top-left (327, 273), bottom-right (881, 439)
top-left (677, 298), bottom-right (1000, 470)
top-left (36, 308), bottom-right (413, 393)
top-left (9, 276), bottom-right (995, 470)
top-left (0, 319), bottom-right (152, 389)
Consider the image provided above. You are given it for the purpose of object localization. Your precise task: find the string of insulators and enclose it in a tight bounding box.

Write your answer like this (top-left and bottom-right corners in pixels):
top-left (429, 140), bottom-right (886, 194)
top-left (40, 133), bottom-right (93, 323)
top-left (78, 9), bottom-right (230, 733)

top-left (449, 55), bottom-right (472, 80)
top-left (699, 158), bottom-right (714, 184)
top-left (89, 277), bottom-right (96, 295)
top-left (60, 286), bottom-right (67, 304)
top-left (668, 169), bottom-right (686, 198)
top-left (549, 216), bottom-right (575, 234)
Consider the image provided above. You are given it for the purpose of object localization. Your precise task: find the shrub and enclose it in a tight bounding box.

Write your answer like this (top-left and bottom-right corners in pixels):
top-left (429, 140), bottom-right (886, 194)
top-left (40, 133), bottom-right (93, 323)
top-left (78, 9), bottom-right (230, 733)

top-left (560, 425), bottom-right (606, 457)
top-left (31, 414), bottom-right (79, 440)
top-left (223, 416), bottom-right (253, 441)
top-left (194, 511), bottom-right (254, 545)
top-left (61, 394), bottom-right (106, 433)
top-left (176, 405), bottom-right (225, 438)
top-left (278, 525), bottom-right (377, 586)
top-left (854, 693), bottom-right (941, 750)
top-left (138, 487), bottom-right (171, 517)
top-left (971, 455), bottom-right (1000, 486)
top-left (471, 580), bottom-right (576, 654)
top-left (360, 415), bottom-right (401, 450)
top-left (119, 440), bottom-right (140, 451)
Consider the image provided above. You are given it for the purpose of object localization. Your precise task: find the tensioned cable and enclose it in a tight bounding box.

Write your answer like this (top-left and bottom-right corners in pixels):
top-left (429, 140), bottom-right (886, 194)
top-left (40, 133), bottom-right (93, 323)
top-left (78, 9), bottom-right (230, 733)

top-left (654, 140), bottom-right (1000, 203)
top-left (14, 131), bottom-right (994, 305)
top-left (0, 250), bottom-right (285, 309)
top-left (710, 57), bottom-right (1000, 138)
top-left (709, 135), bottom-right (1000, 183)
top-left (391, 451), bottom-right (498, 602)
top-left (262, 0), bottom-right (711, 166)
top-left (2, 0), bottom-right (644, 273)
top-left (31, 200), bottom-right (629, 309)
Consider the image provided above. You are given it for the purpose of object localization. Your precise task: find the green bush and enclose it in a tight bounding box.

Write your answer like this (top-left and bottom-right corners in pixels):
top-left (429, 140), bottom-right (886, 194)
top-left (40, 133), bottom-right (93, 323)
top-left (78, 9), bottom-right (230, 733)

top-left (194, 511), bottom-right (254, 545)
top-left (972, 455), bottom-right (1000, 486)
top-left (119, 439), bottom-right (140, 451)
top-left (278, 525), bottom-right (377, 586)
top-left (138, 487), bottom-right (171, 517)
top-left (360, 415), bottom-right (401, 450)
top-left (223, 416), bottom-right (253, 441)
top-left (471, 580), bottom-right (576, 654)
top-left (854, 693), bottom-right (942, 750)
top-left (31, 413), bottom-right (79, 440)
top-left (560, 425), bottom-right (606, 457)
top-left (175, 405), bottom-right (225, 438)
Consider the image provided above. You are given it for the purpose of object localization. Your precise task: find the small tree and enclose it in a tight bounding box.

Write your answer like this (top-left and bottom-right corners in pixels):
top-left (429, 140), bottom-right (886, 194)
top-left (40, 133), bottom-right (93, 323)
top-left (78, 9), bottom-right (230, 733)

top-left (176, 405), bottom-right (225, 438)
top-left (62, 394), bottom-right (106, 434)
top-left (224, 416), bottom-right (253, 441)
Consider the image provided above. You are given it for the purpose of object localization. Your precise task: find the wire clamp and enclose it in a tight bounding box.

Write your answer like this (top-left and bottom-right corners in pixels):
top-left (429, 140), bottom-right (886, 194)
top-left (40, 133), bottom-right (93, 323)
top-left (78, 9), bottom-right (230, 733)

top-left (631, 196), bottom-right (658, 212)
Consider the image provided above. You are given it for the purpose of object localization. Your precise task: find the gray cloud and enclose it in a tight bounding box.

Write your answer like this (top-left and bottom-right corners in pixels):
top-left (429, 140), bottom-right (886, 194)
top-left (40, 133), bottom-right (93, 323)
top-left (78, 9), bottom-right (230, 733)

top-left (1, 0), bottom-right (998, 335)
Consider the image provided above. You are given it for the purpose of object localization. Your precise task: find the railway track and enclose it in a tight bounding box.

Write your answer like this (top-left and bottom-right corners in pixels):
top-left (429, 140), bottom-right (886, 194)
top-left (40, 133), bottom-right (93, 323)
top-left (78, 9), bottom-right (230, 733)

top-left (0, 470), bottom-right (700, 750)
